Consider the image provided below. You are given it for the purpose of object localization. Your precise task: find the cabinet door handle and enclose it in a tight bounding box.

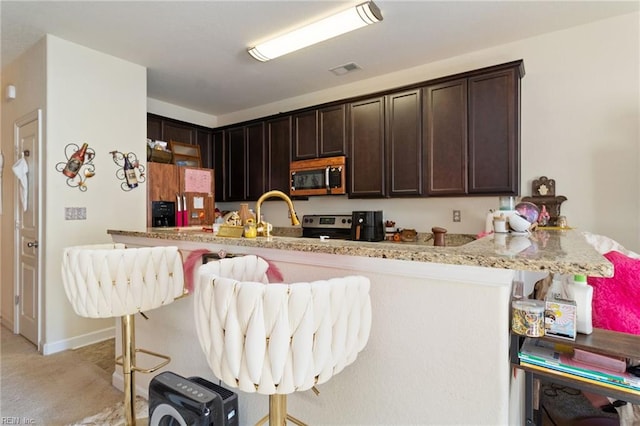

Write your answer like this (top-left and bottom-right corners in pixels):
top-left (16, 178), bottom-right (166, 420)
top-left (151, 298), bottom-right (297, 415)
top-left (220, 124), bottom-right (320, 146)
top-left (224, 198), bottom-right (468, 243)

top-left (325, 166), bottom-right (330, 192)
top-left (27, 241), bottom-right (38, 248)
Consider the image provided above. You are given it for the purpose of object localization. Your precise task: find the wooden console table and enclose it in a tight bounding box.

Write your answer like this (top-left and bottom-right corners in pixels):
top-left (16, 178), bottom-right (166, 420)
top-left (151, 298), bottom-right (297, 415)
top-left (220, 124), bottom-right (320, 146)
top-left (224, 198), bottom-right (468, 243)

top-left (511, 329), bottom-right (640, 425)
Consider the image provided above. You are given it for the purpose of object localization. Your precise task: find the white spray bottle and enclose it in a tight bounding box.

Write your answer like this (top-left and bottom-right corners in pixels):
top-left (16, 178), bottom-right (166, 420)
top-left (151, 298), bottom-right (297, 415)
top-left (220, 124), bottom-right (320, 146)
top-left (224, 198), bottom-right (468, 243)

top-left (566, 274), bottom-right (593, 334)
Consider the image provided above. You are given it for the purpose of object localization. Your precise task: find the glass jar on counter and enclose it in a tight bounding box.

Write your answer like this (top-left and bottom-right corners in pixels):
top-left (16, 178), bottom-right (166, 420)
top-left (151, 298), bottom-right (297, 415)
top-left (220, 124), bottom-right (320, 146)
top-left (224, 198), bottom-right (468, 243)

top-left (243, 218), bottom-right (257, 238)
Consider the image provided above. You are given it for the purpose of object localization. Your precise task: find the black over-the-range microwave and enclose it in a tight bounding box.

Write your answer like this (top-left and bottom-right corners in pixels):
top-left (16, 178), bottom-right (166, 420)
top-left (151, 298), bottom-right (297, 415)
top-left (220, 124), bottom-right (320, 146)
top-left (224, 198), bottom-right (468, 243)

top-left (289, 156), bottom-right (346, 197)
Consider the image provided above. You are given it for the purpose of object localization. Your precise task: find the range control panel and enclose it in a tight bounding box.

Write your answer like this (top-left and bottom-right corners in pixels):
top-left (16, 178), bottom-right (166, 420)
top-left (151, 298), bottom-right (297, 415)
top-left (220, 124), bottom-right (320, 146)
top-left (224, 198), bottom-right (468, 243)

top-left (302, 214), bottom-right (352, 230)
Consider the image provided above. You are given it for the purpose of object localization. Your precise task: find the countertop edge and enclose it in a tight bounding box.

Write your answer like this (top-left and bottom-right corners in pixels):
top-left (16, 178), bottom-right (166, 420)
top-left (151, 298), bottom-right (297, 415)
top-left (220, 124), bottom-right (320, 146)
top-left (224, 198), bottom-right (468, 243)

top-left (107, 228), bottom-right (613, 277)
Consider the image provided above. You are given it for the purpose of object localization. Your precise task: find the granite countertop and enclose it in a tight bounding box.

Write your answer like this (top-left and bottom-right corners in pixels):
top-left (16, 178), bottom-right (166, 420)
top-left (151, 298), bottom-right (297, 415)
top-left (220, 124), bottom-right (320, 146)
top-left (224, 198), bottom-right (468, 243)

top-left (107, 227), bottom-right (613, 277)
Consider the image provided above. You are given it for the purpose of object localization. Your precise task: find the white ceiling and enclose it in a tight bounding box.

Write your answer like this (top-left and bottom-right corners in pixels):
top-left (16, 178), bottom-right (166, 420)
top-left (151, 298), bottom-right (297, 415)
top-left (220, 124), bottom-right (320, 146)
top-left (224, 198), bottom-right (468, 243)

top-left (2, 1), bottom-right (638, 117)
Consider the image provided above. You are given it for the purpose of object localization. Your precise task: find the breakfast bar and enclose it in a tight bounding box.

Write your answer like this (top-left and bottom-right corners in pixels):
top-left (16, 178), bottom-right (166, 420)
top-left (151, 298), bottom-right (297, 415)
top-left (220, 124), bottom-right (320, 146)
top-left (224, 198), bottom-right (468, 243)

top-left (107, 228), bottom-right (611, 425)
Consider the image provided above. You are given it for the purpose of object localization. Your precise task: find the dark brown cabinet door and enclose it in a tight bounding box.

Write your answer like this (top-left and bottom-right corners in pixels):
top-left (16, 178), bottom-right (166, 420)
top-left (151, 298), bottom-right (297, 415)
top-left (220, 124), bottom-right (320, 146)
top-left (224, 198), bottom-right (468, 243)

top-left (293, 105), bottom-right (347, 160)
top-left (319, 104), bottom-right (347, 157)
top-left (163, 121), bottom-right (195, 145)
top-left (468, 68), bottom-right (519, 195)
top-left (266, 116), bottom-right (291, 193)
top-left (212, 130), bottom-right (225, 201)
top-left (246, 122), bottom-right (265, 200)
top-left (196, 129), bottom-right (212, 169)
top-left (293, 110), bottom-right (318, 160)
top-left (226, 127), bottom-right (246, 201)
top-left (387, 90), bottom-right (423, 196)
top-left (349, 97), bottom-right (386, 197)
top-left (147, 115), bottom-right (163, 141)
top-left (424, 79), bottom-right (468, 195)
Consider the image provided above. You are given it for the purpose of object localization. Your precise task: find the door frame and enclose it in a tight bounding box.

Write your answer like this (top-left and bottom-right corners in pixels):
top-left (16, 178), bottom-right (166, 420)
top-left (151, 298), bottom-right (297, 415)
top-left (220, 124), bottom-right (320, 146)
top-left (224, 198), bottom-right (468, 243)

top-left (13, 109), bottom-right (43, 351)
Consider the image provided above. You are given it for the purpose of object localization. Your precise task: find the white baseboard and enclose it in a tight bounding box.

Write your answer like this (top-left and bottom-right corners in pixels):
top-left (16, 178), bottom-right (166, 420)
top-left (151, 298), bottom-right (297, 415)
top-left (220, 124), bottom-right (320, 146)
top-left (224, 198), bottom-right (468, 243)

top-left (41, 326), bottom-right (116, 355)
top-left (1, 317), bottom-right (15, 332)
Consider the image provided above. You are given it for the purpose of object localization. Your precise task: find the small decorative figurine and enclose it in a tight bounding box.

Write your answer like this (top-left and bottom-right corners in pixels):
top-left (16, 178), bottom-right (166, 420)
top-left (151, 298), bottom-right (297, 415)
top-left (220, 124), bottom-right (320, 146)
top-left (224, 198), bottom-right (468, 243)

top-left (538, 205), bottom-right (550, 227)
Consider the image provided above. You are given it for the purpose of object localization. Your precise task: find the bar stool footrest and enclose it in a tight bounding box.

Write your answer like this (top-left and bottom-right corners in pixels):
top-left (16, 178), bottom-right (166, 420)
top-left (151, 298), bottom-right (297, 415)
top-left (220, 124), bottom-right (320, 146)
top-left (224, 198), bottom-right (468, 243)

top-left (115, 348), bottom-right (171, 374)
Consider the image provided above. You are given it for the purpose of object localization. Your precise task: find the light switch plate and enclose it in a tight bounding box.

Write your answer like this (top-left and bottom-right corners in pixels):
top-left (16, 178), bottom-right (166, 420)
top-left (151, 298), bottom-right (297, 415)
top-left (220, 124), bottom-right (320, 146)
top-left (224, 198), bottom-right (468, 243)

top-left (65, 207), bottom-right (87, 220)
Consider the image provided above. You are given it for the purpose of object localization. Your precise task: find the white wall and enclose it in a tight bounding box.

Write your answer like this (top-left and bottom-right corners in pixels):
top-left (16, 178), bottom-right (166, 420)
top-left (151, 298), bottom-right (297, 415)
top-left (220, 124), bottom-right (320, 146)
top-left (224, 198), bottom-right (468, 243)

top-left (213, 12), bottom-right (640, 252)
top-left (43, 35), bottom-right (147, 351)
top-left (0, 35), bottom-right (147, 352)
top-left (147, 98), bottom-right (217, 128)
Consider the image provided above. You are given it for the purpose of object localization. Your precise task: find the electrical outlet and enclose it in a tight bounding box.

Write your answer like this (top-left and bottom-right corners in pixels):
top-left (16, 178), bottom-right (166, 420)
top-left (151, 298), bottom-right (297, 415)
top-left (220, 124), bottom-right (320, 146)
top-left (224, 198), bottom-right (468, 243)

top-left (453, 210), bottom-right (461, 222)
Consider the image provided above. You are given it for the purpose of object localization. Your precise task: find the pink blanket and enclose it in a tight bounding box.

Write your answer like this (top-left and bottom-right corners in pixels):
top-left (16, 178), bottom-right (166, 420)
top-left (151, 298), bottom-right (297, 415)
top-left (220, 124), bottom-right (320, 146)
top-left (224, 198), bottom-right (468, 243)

top-left (588, 251), bottom-right (640, 335)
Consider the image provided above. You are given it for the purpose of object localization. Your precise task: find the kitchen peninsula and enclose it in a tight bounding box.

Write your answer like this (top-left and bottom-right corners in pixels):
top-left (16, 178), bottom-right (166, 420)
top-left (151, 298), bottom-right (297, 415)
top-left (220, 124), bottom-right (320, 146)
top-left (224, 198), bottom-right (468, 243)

top-left (107, 228), bottom-right (611, 425)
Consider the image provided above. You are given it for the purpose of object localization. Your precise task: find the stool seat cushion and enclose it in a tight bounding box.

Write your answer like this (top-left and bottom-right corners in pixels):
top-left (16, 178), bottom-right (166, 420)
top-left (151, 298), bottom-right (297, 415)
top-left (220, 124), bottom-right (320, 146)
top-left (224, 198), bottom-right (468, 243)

top-left (195, 255), bottom-right (371, 395)
top-left (62, 244), bottom-right (185, 318)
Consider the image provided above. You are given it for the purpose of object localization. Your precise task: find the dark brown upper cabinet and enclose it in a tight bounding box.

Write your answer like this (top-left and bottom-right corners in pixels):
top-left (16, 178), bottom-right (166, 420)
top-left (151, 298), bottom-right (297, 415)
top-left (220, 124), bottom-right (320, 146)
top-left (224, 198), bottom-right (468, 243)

top-left (223, 119), bottom-right (290, 202)
top-left (225, 126), bottom-right (246, 202)
top-left (349, 97), bottom-right (386, 198)
top-left (163, 121), bottom-right (195, 145)
top-left (245, 122), bottom-right (266, 201)
top-left (152, 60), bottom-right (523, 202)
top-left (293, 110), bottom-right (317, 160)
top-left (423, 62), bottom-right (523, 196)
top-left (266, 116), bottom-right (292, 193)
top-left (349, 91), bottom-right (422, 198)
top-left (386, 89), bottom-right (423, 197)
top-left (468, 67), bottom-right (520, 195)
top-left (293, 104), bottom-right (347, 160)
top-left (211, 130), bottom-right (225, 201)
top-left (147, 113), bottom-right (211, 167)
top-left (196, 128), bottom-right (213, 169)
top-left (147, 115), bottom-right (163, 141)
top-left (319, 104), bottom-right (347, 157)
top-left (423, 79), bottom-right (468, 195)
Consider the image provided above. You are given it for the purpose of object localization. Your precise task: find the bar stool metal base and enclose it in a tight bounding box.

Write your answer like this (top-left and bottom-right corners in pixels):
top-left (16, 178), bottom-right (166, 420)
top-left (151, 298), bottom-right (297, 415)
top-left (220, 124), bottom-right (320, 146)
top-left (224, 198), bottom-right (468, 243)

top-left (255, 394), bottom-right (307, 426)
top-left (117, 314), bottom-right (171, 426)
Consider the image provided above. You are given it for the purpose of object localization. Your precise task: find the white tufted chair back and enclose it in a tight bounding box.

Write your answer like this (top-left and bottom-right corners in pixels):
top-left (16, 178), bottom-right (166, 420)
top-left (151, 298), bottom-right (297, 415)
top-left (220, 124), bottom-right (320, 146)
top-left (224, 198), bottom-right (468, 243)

top-left (195, 255), bottom-right (372, 395)
top-left (62, 243), bottom-right (186, 319)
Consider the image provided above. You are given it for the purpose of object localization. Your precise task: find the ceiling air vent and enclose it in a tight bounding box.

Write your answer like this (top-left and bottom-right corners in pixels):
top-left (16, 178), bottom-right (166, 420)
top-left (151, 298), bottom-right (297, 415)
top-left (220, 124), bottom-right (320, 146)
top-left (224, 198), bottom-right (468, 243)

top-left (329, 62), bottom-right (362, 76)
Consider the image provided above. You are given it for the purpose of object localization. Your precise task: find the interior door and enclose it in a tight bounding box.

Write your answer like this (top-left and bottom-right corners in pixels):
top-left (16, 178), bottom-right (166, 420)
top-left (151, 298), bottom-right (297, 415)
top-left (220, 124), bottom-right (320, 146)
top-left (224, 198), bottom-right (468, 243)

top-left (14, 110), bottom-right (41, 347)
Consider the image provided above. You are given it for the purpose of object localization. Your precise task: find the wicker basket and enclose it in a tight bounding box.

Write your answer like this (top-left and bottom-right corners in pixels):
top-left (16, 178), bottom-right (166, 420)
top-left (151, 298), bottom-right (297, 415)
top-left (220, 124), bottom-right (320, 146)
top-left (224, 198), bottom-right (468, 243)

top-left (147, 146), bottom-right (173, 163)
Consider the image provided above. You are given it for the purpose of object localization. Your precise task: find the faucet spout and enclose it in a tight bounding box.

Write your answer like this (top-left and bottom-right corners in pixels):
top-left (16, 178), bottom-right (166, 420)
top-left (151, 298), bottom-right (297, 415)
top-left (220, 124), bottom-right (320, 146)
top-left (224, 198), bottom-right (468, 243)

top-left (255, 190), bottom-right (300, 236)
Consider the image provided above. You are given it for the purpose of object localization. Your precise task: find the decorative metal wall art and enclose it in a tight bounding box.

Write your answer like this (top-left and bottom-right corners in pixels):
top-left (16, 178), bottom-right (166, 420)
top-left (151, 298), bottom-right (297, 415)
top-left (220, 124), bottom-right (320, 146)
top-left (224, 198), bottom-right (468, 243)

top-left (56, 143), bottom-right (96, 191)
top-left (110, 151), bottom-right (146, 191)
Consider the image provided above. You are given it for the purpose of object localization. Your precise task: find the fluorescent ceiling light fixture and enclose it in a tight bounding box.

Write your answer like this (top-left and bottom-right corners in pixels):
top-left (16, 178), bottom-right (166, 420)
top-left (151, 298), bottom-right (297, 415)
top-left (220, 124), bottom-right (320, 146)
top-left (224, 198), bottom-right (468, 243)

top-left (248, 1), bottom-right (383, 62)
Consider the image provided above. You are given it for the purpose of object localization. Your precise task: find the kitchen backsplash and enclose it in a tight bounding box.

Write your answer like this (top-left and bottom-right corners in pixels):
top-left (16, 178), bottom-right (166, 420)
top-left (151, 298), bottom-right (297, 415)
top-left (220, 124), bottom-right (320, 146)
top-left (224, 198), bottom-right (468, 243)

top-left (217, 195), bottom-right (501, 235)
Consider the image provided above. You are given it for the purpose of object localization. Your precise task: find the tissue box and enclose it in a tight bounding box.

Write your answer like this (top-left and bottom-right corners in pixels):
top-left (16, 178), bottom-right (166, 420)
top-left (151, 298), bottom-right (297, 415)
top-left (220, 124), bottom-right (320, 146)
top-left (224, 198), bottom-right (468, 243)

top-left (545, 297), bottom-right (577, 340)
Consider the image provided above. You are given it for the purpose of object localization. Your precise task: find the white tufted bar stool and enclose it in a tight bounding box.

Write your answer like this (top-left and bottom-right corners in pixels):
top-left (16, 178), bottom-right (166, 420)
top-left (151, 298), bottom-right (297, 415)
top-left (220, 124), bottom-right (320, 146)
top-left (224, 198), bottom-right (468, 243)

top-left (61, 243), bottom-right (186, 426)
top-left (194, 255), bottom-right (372, 425)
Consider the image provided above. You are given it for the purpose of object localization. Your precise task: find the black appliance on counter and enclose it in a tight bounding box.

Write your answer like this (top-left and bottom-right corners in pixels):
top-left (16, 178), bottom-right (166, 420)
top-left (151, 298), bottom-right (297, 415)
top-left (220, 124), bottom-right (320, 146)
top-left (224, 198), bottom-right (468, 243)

top-left (152, 201), bottom-right (176, 227)
top-left (302, 214), bottom-right (352, 239)
top-left (149, 371), bottom-right (238, 426)
top-left (350, 211), bottom-right (385, 242)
